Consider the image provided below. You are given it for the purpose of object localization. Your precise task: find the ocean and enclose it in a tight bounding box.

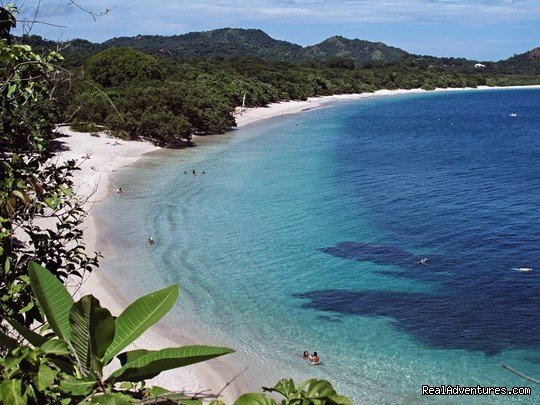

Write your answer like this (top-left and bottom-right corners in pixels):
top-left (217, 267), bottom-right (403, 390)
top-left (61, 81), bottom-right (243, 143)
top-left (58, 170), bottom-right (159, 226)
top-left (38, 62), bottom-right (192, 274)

top-left (97, 88), bottom-right (539, 403)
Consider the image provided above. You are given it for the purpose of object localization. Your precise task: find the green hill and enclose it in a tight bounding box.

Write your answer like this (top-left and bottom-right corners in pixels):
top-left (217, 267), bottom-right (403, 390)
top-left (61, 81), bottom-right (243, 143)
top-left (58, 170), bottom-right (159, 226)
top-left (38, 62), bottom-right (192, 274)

top-left (102, 28), bottom-right (304, 60)
top-left (494, 47), bottom-right (540, 74)
top-left (16, 28), bottom-right (539, 74)
top-left (19, 28), bottom-right (416, 66)
top-left (104, 29), bottom-right (412, 65)
top-left (304, 35), bottom-right (410, 64)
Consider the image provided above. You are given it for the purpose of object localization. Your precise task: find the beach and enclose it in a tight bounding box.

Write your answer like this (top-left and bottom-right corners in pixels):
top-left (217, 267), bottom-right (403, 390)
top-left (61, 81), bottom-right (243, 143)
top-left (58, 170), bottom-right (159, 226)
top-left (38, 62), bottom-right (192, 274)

top-left (57, 127), bottom-right (248, 401)
top-left (232, 85), bottom-right (540, 128)
top-left (61, 85), bottom-right (540, 402)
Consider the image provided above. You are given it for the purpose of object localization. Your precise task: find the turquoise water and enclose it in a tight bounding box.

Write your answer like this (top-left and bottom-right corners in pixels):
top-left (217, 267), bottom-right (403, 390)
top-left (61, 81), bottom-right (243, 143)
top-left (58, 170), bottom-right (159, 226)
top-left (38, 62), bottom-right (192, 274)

top-left (97, 89), bottom-right (539, 403)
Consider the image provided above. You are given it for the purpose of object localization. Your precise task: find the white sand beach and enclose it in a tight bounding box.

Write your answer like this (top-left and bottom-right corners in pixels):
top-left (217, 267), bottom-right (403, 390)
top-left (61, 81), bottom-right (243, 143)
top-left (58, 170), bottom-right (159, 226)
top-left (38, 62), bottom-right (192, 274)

top-left (233, 85), bottom-right (540, 128)
top-left (55, 127), bottom-right (241, 401)
top-left (60, 84), bottom-right (540, 402)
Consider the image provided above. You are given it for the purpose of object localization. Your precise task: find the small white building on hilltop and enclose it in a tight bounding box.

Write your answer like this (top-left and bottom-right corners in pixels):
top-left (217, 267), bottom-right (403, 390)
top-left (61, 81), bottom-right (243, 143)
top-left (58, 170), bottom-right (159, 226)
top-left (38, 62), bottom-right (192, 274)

top-left (474, 63), bottom-right (486, 69)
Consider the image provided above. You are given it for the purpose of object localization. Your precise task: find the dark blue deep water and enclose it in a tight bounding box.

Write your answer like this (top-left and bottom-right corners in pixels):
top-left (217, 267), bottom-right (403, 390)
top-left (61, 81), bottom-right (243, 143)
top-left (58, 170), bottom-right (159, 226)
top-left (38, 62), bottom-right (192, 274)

top-left (100, 88), bottom-right (540, 403)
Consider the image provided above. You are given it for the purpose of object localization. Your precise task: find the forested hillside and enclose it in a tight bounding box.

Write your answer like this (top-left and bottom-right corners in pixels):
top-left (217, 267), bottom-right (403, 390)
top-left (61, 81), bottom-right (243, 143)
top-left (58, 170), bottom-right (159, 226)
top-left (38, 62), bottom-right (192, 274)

top-left (304, 36), bottom-right (410, 63)
top-left (103, 29), bottom-right (305, 61)
top-left (17, 29), bottom-right (540, 146)
top-left (494, 47), bottom-right (540, 74)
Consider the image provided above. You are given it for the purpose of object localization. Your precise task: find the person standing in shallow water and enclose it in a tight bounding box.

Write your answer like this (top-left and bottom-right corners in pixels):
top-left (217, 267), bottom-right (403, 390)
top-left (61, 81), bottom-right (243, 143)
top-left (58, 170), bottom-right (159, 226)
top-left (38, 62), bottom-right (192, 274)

top-left (192, 169), bottom-right (196, 175)
top-left (309, 352), bottom-right (320, 364)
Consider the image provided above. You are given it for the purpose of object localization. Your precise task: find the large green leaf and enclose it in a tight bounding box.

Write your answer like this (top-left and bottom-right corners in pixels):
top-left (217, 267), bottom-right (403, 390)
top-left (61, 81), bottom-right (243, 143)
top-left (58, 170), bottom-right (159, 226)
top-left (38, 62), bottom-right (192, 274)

top-left (28, 262), bottom-right (74, 341)
top-left (297, 379), bottom-right (353, 405)
top-left (69, 295), bottom-right (115, 373)
top-left (39, 339), bottom-right (73, 373)
top-left (264, 378), bottom-right (296, 398)
top-left (106, 345), bottom-right (234, 383)
top-left (59, 375), bottom-right (97, 396)
top-left (144, 385), bottom-right (169, 398)
top-left (102, 285), bottom-right (179, 364)
top-left (0, 379), bottom-right (27, 405)
top-left (234, 393), bottom-right (276, 405)
top-left (40, 339), bottom-right (71, 356)
top-left (116, 349), bottom-right (160, 380)
top-left (117, 349), bottom-right (151, 366)
top-left (46, 355), bottom-right (74, 374)
top-left (89, 393), bottom-right (131, 404)
top-left (7, 318), bottom-right (47, 347)
top-left (299, 378), bottom-right (337, 398)
top-left (33, 364), bottom-right (57, 391)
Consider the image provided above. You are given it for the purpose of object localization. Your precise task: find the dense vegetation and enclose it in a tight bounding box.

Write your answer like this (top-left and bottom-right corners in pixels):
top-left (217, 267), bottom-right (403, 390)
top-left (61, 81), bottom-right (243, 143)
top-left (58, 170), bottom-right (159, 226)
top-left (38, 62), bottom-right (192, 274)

top-left (22, 24), bottom-right (539, 147)
top-left (1, 18), bottom-right (99, 329)
top-left (18, 28), bottom-right (539, 146)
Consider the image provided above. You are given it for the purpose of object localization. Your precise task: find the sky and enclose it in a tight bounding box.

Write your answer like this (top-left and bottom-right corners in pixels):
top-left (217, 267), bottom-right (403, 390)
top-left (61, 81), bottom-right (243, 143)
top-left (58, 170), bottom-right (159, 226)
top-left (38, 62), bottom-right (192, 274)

top-left (6, 0), bottom-right (540, 61)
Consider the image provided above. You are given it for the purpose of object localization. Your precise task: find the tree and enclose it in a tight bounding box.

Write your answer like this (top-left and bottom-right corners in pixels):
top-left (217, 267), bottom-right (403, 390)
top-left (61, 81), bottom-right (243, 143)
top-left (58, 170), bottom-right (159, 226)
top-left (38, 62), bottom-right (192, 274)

top-left (85, 47), bottom-right (162, 88)
top-left (1, 5), bottom-right (99, 329)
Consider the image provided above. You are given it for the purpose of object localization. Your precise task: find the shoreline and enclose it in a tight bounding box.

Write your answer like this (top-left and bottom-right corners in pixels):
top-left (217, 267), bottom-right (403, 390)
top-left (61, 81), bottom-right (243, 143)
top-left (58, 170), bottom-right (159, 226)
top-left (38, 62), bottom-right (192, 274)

top-left (56, 127), bottom-right (243, 401)
top-left (60, 84), bottom-right (539, 401)
top-left (229, 85), bottom-right (540, 129)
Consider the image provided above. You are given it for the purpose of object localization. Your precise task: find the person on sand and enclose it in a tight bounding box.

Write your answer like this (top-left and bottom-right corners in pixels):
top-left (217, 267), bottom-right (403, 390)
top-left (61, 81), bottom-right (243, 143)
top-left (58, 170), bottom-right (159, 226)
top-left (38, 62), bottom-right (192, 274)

top-left (302, 351), bottom-right (309, 360)
top-left (116, 187), bottom-right (123, 194)
top-left (309, 352), bottom-right (320, 365)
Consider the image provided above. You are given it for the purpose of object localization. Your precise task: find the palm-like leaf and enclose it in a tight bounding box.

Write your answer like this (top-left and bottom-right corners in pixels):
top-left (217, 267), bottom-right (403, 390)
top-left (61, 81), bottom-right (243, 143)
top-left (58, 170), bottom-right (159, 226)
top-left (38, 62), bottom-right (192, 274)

top-left (69, 295), bottom-right (115, 374)
top-left (28, 262), bottom-right (73, 340)
top-left (40, 339), bottom-right (71, 356)
top-left (6, 318), bottom-right (47, 347)
top-left (117, 349), bottom-right (151, 366)
top-left (106, 345), bottom-right (234, 383)
top-left (102, 285), bottom-right (178, 364)
top-left (59, 375), bottom-right (97, 396)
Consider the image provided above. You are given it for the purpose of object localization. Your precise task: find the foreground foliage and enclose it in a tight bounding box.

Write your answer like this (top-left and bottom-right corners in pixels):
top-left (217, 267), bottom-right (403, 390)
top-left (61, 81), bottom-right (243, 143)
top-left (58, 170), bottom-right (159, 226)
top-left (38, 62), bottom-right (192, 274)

top-left (0, 262), bottom-right (233, 403)
top-left (235, 378), bottom-right (353, 405)
top-left (0, 5), bottom-right (98, 331)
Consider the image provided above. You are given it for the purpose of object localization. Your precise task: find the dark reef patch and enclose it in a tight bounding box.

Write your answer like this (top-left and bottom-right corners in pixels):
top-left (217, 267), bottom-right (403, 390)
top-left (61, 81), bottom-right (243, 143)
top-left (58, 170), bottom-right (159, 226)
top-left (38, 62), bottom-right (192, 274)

top-left (294, 287), bottom-right (539, 355)
top-left (318, 241), bottom-right (449, 272)
top-left (303, 241), bottom-right (540, 355)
